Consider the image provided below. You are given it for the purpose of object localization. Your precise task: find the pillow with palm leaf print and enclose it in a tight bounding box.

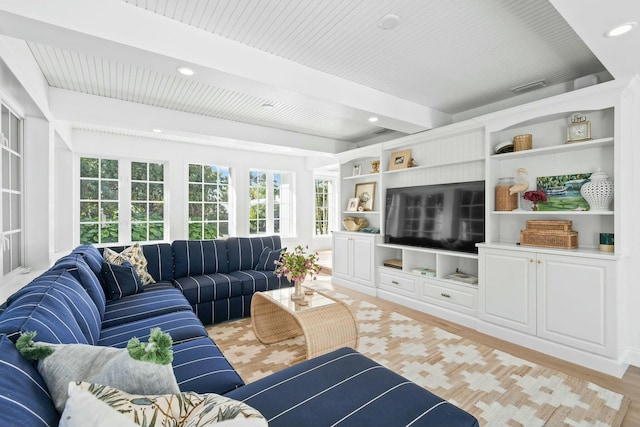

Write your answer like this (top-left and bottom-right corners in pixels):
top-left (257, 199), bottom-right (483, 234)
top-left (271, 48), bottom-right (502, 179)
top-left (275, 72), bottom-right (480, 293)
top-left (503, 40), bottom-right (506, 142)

top-left (60, 381), bottom-right (268, 427)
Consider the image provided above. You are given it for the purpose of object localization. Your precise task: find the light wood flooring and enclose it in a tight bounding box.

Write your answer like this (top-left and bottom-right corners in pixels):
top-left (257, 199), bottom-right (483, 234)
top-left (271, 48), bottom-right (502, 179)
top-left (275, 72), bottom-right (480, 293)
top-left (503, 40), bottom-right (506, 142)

top-left (322, 275), bottom-right (639, 427)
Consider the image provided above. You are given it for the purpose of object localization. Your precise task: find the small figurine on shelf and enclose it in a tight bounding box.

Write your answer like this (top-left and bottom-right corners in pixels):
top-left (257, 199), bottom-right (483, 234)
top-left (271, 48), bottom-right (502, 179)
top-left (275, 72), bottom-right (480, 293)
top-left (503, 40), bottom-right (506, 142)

top-left (370, 160), bottom-right (380, 173)
top-left (508, 168), bottom-right (529, 211)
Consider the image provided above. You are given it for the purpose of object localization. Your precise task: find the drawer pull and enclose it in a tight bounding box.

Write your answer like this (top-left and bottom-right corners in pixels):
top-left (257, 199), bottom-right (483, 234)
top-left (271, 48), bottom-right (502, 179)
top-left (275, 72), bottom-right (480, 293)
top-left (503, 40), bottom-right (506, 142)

top-left (441, 293), bottom-right (451, 298)
top-left (392, 280), bottom-right (399, 285)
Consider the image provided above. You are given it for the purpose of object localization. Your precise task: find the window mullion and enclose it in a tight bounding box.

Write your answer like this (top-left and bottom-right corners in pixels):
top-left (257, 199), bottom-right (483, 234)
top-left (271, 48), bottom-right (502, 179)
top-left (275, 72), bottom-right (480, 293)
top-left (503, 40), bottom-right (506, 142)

top-left (120, 159), bottom-right (132, 243)
top-left (266, 172), bottom-right (274, 235)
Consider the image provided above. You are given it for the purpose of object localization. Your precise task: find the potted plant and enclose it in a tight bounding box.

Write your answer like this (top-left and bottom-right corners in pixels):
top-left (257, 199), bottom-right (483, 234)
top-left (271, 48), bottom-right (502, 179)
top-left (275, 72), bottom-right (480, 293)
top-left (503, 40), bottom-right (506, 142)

top-left (275, 245), bottom-right (321, 300)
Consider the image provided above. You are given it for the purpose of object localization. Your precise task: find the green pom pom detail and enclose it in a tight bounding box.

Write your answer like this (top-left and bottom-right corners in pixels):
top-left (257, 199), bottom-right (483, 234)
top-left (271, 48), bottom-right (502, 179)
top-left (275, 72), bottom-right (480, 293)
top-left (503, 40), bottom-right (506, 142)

top-left (126, 327), bottom-right (173, 365)
top-left (16, 332), bottom-right (54, 361)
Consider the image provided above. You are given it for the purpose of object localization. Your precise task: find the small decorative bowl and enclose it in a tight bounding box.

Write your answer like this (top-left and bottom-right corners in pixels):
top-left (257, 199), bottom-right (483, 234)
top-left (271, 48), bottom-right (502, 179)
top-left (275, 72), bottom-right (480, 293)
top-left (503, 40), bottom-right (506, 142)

top-left (342, 216), bottom-right (368, 231)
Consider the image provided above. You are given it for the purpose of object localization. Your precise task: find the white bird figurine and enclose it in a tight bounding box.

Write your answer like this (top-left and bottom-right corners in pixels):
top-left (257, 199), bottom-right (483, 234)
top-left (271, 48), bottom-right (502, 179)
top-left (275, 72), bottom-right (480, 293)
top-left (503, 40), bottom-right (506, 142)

top-left (509, 168), bottom-right (529, 195)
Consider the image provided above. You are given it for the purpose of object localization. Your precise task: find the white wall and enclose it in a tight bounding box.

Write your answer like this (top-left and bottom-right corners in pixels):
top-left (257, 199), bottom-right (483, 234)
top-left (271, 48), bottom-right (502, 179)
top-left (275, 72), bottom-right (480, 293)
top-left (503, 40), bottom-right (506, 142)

top-left (22, 116), bottom-right (51, 271)
top-left (67, 130), bottom-right (316, 251)
top-left (53, 138), bottom-right (73, 259)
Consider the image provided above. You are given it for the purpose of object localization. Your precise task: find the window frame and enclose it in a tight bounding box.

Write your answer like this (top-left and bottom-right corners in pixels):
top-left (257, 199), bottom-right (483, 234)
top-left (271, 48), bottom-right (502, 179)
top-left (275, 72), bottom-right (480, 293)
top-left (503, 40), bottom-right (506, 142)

top-left (187, 163), bottom-right (232, 240)
top-left (313, 176), bottom-right (336, 236)
top-left (249, 169), bottom-right (294, 237)
top-left (1, 102), bottom-right (24, 280)
top-left (77, 156), bottom-right (168, 246)
top-left (130, 161), bottom-right (166, 242)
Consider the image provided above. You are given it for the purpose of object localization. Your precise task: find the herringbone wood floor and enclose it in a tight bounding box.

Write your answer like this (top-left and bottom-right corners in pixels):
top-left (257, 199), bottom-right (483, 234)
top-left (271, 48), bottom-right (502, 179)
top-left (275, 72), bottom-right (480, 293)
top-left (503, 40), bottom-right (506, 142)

top-left (320, 274), bottom-right (639, 426)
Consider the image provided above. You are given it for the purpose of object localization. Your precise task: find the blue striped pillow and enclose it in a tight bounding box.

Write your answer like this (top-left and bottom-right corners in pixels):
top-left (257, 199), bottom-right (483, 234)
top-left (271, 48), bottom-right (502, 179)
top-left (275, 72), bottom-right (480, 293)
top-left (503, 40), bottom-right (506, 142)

top-left (255, 247), bottom-right (284, 271)
top-left (100, 261), bottom-right (143, 300)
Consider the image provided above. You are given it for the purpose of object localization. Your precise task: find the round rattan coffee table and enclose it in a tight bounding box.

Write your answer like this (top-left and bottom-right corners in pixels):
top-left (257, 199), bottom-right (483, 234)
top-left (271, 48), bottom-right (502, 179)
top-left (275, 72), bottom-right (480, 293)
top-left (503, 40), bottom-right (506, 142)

top-left (251, 287), bottom-right (359, 360)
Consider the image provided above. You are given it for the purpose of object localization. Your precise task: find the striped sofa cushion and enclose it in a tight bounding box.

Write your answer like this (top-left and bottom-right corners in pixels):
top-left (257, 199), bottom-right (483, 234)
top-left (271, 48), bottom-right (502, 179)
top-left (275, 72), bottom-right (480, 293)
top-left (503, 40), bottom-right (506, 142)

top-left (98, 310), bottom-right (207, 348)
top-left (228, 270), bottom-right (289, 296)
top-left (173, 273), bottom-right (243, 305)
top-left (191, 296), bottom-right (245, 326)
top-left (71, 244), bottom-right (104, 279)
top-left (225, 347), bottom-right (480, 427)
top-left (0, 271), bottom-right (99, 345)
top-left (52, 253), bottom-right (106, 318)
top-left (102, 287), bottom-right (192, 329)
top-left (173, 240), bottom-right (229, 278)
top-left (172, 337), bottom-right (244, 394)
top-left (0, 334), bottom-right (59, 427)
top-left (226, 236), bottom-right (282, 272)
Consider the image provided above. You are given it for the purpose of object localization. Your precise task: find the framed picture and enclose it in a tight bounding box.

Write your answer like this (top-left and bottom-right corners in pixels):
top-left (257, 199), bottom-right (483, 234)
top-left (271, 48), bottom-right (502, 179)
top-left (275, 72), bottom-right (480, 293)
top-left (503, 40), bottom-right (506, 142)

top-left (389, 149), bottom-right (411, 170)
top-left (355, 182), bottom-right (376, 211)
top-left (346, 197), bottom-right (359, 212)
top-left (536, 173), bottom-right (592, 211)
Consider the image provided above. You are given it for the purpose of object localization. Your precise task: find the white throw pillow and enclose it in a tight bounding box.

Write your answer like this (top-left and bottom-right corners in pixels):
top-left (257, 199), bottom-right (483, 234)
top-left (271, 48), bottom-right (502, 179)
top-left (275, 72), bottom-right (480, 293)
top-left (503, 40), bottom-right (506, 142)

top-left (59, 383), bottom-right (139, 427)
top-left (62, 382), bottom-right (268, 427)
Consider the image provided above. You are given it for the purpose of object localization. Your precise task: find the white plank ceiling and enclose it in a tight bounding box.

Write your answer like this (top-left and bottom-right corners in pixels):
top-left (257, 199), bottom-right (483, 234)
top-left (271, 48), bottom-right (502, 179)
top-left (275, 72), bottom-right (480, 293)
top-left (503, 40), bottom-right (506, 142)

top-left (2, 0), bottom-right (636, 152)
top-left (126, 0), bottom-right (605, 112)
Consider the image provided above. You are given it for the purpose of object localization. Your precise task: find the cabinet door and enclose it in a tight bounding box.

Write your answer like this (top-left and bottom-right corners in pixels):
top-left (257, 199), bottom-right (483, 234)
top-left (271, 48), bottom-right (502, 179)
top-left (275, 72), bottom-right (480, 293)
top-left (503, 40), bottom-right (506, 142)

top-left (332, 233), bottom-right (351, 279)
top-left (352, 235), bottom-right (374, 285)
top-left (479, 248), bottom-right (536, 334)
top-left (537, 255), bottom-right (616, 356)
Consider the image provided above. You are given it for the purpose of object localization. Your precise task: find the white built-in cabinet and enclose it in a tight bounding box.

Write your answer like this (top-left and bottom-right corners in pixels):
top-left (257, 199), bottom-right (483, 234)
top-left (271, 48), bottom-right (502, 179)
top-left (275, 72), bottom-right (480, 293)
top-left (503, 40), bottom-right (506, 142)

top-left (478, 246), bottom-right (616, 358)
top-left (332, 231), bottom-right (377, 296)
top-left (332, 77), bottom-right (639, 377)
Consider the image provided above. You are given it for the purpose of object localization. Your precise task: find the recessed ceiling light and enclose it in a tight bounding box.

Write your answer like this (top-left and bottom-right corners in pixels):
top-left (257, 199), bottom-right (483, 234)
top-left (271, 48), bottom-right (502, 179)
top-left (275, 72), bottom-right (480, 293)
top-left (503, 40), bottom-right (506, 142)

top-left (177, 66), bottom-right (195, 76)
top-left (368, 116), bottom-right (379, 123)
top-left (261, 103), bottom-right (274, 109)
top-left (378, 14), bottom-right (400, 30)
top-left (152, 128), bottom-right (163, 133)
top-left (604, 22), bottom-right (637, 37)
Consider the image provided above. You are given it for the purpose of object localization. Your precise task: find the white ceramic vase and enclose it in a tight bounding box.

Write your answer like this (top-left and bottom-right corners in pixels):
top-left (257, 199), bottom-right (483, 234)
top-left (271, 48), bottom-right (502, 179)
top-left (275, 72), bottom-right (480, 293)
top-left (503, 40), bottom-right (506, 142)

top-left (580, 169), bottom-right (613, 211)
top-left (291, 278), bottom-right (305, 300)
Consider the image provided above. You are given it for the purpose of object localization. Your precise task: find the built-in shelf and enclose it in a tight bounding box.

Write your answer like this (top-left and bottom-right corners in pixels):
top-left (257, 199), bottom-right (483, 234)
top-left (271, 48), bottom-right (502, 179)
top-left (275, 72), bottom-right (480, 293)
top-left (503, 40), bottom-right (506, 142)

top-left (490, 137), bottom-right (613, 161)
top-left (491, 210), bottom-right (614, 215)
top-left (343, 173), bottom-right (380, 180)
top-left (377, 243), bottom-right (479, 260)
top-left (478, 242), bottom-right (620, 260)
top-left (342, 210), bottom-right (380, 214)
top-left (383, 157), bottom-right (484, 174)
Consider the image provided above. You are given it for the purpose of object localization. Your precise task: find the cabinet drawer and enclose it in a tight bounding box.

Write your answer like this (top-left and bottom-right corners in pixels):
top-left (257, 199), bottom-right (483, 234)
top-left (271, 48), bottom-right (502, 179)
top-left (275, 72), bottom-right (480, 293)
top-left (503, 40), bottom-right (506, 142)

top-left (379, 272), bottom-right (415, 294)
top-left (423, 282), bottom-right (475, 309)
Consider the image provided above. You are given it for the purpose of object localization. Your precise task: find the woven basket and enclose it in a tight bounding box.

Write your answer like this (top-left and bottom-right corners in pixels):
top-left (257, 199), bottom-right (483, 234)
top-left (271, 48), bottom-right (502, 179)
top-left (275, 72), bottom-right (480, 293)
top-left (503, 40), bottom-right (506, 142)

top-left (513, 134), bottom-right (532, 151)
top-left (520, 230), bottom-right (578, 249)
top-left (525, 220), bottom-right (573, 231)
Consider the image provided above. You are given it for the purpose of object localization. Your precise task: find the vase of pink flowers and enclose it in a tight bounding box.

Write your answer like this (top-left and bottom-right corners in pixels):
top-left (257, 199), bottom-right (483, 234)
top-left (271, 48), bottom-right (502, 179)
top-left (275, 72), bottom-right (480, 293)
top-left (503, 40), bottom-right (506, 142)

top-left (523, 190), bottom-right (547, 211)
top-left (275, 245), bottom-right (321, 300)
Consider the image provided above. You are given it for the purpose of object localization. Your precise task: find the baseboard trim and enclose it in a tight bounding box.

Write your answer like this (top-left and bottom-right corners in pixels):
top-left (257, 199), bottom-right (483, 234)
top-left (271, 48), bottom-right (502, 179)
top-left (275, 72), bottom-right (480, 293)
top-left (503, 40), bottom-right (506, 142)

top-left (476, 320), bottom-right (628, 378)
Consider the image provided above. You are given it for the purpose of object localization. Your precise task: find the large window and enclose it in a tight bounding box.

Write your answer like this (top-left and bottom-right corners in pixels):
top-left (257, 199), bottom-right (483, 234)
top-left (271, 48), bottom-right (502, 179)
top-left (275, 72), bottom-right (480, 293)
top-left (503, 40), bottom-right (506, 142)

top-left (80, 157), bottom-right (119, 244)
top-left (1, 104), bottom-right (22, 276)
top-left (188, 164), bottom-right (230, 239)
top-left (314, 178), bottom-right (334, 235)
top-left (79, 157), bottom-right (166, 244)
top-left (249, 170), bottom-right (293, 236)
top-left (131, 161), bottom-right (165, 241)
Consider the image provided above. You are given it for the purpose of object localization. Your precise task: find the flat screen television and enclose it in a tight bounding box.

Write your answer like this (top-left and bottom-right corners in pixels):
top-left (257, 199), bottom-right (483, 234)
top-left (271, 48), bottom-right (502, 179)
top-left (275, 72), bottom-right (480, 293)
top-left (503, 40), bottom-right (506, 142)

top-left (384, 180), bottom-right (485, 254)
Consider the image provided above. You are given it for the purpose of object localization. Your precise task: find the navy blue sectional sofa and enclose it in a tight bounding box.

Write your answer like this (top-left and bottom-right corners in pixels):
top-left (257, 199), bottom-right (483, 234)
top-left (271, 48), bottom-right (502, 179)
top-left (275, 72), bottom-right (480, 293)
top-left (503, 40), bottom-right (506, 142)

top-left (0, 235), bottom-right (479, 427)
